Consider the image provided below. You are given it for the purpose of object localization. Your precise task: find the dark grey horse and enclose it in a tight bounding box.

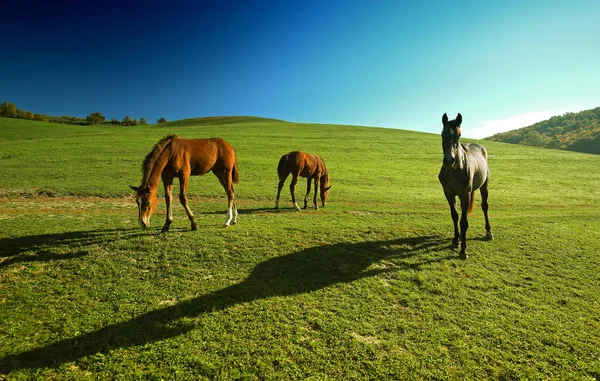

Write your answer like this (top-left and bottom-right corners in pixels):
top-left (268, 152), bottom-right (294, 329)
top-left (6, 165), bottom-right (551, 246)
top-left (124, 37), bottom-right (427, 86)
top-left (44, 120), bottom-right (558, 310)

top-left (438, 113), bottom-right (493, 259)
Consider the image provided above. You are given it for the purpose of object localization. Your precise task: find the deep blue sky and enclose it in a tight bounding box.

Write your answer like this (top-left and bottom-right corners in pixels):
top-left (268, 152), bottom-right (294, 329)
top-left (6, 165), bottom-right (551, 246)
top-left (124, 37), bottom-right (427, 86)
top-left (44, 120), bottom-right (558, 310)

top-left (2, 0), bottom-right (599, 137)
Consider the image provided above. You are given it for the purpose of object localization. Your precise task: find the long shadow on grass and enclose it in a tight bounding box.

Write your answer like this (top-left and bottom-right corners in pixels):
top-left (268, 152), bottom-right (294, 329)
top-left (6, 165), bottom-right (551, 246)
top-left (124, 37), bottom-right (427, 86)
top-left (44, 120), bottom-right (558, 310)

top-left (198, 207), bottom-right (300, 215)
top-left (0, 234), bottom-right (449, 373)
top-left (0, 229), bottom-right (143, 269)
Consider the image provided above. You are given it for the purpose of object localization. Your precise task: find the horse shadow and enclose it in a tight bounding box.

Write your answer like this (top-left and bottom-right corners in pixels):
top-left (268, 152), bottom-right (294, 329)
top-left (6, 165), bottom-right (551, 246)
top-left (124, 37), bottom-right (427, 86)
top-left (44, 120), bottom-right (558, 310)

top-left (0, 234), bottom-right (449, 373)
top-left (0, 229), bottom-right (143, 269)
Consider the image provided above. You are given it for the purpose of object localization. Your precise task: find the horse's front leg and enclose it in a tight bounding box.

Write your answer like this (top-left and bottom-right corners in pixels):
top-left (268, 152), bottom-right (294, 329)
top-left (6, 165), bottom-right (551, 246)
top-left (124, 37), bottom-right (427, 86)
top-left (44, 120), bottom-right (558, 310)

top-left (444, 191), bottom-right (459, 248)
top-left (161, 177), bottom-right (174, 233)
top-left (290, 175), bottom-right (301, 211)
top-left (312, 177), bottom-right (318, 209)
top-left (179, 174), bottom-right (198, 231)
top-left (458, 193), bottom-right (470, 259)
top-left (303, 178), bottom-right (311, 209)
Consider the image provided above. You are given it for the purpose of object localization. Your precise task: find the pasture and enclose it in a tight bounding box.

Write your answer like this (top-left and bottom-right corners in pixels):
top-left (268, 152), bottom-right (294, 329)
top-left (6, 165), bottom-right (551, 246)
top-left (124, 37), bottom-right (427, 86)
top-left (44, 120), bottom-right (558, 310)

top-left (0, 116), bottom-right (599, 380)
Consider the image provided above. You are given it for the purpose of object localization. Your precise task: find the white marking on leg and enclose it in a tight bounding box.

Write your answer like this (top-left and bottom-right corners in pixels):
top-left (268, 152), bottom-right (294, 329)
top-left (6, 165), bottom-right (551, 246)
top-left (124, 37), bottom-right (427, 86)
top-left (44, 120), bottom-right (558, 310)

top-left (294, 202), bottom-right (301, 211)
top-left (224, 207), bottom-right (233, 226)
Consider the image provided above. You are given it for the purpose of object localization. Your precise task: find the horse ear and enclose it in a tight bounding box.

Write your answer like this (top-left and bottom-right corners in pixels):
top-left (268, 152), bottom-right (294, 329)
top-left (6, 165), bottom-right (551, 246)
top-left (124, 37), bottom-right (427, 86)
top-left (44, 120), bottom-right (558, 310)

top-left (456, 113), bottom-right (462, 126)
top-left (442, 113), bottom-right (448, 125)
top-left (129, 185), bottom-right (140, 192)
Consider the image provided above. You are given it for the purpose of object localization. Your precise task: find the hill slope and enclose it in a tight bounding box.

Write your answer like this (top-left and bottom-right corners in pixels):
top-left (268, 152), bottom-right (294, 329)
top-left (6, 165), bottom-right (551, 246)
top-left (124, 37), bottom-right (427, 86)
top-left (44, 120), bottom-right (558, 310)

top-left (485, 106), bottom-right (600, 154)
top-left (159, 116), bottom-right (288, 127)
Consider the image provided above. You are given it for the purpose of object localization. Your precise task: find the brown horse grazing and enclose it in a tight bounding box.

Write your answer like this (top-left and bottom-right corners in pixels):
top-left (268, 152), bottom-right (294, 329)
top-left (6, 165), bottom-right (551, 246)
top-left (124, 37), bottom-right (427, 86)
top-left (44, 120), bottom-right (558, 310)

top-left (438, 113), bottom-right (493, 259)
top-left (275, 151), bottom-right (331, 210)
top-left (130, 135), bottom-right (239, 232)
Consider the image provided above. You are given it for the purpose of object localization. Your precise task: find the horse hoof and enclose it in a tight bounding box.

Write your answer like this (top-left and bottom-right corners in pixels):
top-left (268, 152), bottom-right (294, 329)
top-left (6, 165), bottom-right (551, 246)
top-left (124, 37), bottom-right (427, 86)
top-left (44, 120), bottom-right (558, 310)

top-left (459, 252), bottom-right (468, 260)
top-left (450, 241), bottom-right (459, 249)
top-left (161, 228), bottom-right (169, 234)
top-left (191, 224), bottom-right (198, 231)
top-left (486, 232), bottom-right (494, 240)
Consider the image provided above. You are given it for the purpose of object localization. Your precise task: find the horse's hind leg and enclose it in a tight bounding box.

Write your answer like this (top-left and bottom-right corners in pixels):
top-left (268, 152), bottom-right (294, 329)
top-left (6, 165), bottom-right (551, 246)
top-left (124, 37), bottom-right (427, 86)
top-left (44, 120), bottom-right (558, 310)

top-left (179, 174), bottom-right (198, 231)
top-left (275, 173), bottom-right (288, 209)
top-left (217, 169), bottom-right (236, 227)
top-left (303, 178), bottom-right (311, 209)
top-left (480, 180), bottom-right (493, 240)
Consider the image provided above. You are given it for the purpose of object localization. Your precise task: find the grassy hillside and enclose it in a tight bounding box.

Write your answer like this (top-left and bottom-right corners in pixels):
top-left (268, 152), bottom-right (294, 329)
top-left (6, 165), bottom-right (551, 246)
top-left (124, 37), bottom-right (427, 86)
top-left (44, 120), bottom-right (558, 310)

top-left (0, 116), bottom-right (599, 379)
top-left (160, 116), bottom-right (288, 127)
top-left (486, 106), bottom-right (600, 154)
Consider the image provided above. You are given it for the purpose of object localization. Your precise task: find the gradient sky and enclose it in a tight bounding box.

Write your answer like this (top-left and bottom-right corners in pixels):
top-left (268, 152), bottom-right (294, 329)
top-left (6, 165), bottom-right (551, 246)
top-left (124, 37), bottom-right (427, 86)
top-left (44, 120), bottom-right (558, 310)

top-left (2, 0), bottom-right (599, 138)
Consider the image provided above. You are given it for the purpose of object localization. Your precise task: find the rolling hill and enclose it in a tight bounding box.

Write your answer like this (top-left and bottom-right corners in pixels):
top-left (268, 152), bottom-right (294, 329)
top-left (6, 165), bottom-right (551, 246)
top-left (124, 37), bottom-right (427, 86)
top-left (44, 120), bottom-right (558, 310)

top-left (485, 106), bottom-right (600, 154)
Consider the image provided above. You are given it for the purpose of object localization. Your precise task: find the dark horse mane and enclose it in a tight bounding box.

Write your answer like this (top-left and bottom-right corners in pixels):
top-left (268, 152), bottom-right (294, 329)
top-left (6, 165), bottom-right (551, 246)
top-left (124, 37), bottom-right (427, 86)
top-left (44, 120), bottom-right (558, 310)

top-left (140, 134), bottom-right (179, 188)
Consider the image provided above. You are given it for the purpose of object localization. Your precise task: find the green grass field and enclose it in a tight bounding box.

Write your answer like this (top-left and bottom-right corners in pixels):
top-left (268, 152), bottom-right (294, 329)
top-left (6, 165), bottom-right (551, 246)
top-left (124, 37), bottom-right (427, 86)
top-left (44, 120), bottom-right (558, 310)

top-left (0, 116), bottom-right (599, 380)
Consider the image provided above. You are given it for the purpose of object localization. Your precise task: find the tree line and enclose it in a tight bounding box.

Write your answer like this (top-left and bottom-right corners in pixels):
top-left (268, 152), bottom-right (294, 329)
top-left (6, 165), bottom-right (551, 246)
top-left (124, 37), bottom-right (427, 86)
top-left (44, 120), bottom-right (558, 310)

top-left (0, 101), bottom-right (168, 126)
top-left (485, 106), bottom-right (600, 155)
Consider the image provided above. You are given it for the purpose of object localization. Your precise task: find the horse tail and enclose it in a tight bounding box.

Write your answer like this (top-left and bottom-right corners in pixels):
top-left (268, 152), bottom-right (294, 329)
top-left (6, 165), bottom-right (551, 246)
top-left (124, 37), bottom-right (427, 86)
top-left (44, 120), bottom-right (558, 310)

top-left (468, 190), bottom-right (476, 215)
top-left (277, 154), bottom-right (289, 180)
top-left (232, 155), bottom-right (239, 184)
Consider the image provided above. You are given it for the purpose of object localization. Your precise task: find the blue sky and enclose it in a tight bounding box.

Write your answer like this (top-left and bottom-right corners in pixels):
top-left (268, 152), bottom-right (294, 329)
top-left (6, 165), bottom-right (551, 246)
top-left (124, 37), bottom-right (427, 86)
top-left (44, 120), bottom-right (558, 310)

top-left (2, 0), bottom-right (599, 138)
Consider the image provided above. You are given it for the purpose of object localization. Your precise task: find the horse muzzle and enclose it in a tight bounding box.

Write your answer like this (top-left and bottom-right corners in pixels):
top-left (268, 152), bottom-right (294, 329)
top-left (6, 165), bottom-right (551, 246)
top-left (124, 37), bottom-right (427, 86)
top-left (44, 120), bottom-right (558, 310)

top-left (443, 157), bottom-right (455, 167)
top-left (139, 217), bottom-right (150, 229)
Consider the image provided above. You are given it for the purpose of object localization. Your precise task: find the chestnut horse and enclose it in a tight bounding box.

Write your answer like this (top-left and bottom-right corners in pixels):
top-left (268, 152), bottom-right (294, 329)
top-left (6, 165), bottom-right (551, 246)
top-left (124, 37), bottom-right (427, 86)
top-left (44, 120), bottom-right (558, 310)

top-left (438, 113), bottom-right (493, 259)
top-left (275, 151), bottom-right (331, 210)
top-left (130, 135), bottom-right (239, 232)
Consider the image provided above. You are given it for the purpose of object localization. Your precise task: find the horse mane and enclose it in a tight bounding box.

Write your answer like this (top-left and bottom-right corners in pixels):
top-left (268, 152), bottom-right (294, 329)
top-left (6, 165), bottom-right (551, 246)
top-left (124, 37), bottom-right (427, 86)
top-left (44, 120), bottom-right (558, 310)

top-left (140, 134), bottom-right (178, 187)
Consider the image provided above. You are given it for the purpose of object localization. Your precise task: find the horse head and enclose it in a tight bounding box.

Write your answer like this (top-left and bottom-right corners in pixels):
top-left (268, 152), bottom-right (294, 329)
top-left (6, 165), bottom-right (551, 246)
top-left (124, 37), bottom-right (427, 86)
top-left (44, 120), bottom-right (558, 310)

top-left (441, 113), bottom-right (462, 168)
top-left (129, 184), bottom-right (159, 229)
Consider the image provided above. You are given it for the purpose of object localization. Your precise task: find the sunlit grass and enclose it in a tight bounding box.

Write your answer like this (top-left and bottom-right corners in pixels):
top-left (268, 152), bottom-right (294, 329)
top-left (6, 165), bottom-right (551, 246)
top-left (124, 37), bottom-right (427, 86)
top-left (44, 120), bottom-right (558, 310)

top-left (0, 117), bottom-right (599, 379)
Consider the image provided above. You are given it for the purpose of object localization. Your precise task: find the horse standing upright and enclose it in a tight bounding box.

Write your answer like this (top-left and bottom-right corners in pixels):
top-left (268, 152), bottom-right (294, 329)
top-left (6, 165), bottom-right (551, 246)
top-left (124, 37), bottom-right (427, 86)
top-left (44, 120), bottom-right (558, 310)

top-left (438, 113), bottom-right (493, 259)
top-left (275, 151), bottom-right (331, 210)
top-left (130, 135), bottom-right (239, 232)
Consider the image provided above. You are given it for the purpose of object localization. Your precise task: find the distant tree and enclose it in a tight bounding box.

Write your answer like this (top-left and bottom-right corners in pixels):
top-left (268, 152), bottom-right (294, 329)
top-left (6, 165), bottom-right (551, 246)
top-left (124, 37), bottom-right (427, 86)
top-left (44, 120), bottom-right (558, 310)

top-left (133, 118), bottom-right (139, 126)
top-left (16, 109), bottom-right (28, 119)
top-left (26, 111), bottom-right (34, 120)
top-left (122, 116), bottom-right (133, 126)
top-left (140, 117), bottom-right (147, 125)
top-left (1, 102), bottom-right (18, 118)
top-left (86, 112), bottom-right (106, 125)
top-left (33, 113), bottom-right (48, 122)
top-left (157, 117), bottom-right (168, 124)
top-left (547, 137), bottom-right (563, 149)
top-left (521, 130), bottom-right (551, 147)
